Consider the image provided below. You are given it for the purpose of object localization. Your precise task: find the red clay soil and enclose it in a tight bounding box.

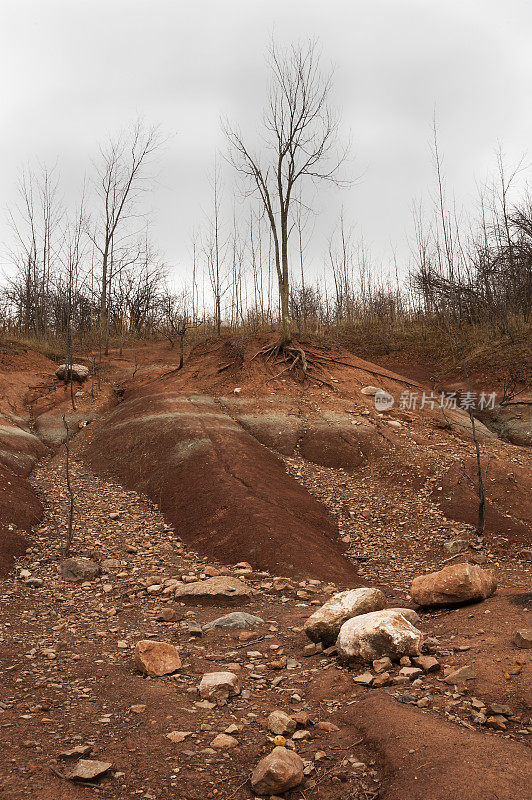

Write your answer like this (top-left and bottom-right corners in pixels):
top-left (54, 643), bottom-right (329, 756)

top-left (305, 670), bottom-right (532, 800)
top-left (81, 387), bottom-right (360, 583)
top-left (434, 457), bottom-right (532, 547)
top-left (349, 693), bottom-right (531, 800)
top-left (0, 464), bottom-right (41, 576)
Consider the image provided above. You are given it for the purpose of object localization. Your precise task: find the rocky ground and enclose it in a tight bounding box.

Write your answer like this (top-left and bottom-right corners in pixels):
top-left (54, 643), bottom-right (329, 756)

top-left (0, 443), bottom-right (530, 799)
top-left (0, 338), bottom-right (531, 799)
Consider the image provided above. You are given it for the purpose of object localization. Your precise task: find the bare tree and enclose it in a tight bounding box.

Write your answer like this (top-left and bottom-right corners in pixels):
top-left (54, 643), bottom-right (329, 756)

top-left (224, 39), bottom-right (348, 350)
top-left (160, 290), bottom-right (202, 369)
top-left (91, 121), bottom-right (161, 355)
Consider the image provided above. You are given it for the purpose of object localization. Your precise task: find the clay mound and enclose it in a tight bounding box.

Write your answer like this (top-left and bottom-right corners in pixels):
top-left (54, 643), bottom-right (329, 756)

top-left (82, 389), bottom-right (359, 583)
top-left (307, 670), bottom-right (531, 800)
top-left (353, 694), bottom-right (531, 800)
top-left (0, 464), bottom-right (42, 576)
top-left (434, 457), bottom-right (532, 546)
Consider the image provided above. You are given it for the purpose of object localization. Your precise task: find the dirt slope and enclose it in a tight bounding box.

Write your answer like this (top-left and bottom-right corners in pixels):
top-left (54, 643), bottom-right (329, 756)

top-left (82, 388), bottom-right (359, 583)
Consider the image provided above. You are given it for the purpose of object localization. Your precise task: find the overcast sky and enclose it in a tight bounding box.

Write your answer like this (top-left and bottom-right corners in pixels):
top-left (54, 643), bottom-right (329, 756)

top-left (1, 0), bottom-right (532, 286)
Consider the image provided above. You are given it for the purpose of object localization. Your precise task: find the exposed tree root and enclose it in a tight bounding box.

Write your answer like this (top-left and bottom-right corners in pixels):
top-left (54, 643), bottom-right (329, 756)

top-left (253, 339), bottom-right (335, 388)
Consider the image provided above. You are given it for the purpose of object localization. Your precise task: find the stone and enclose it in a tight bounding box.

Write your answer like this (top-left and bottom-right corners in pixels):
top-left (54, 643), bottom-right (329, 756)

top-left (337, 609), bottom-right (423, 663)
top-left (210, 733), bottom-right (238, 748)
top-left (25, 578), bottom-right (43, 588)
top-left (412, 655), bottom-right (440, 673)
top-left (486, 715), bottom-right (507, 731)
top-left (268, 710), bottom-right (297, 737)
top-left (166, 731), bottom-right (192, 743)
top-left (315, 721), bottom-right (339, 732)
top-left (55, 363), bottom-right (89, 382)
top-left (373, 657), bottom-right (392, 673)
top-left (443, 665), bottom-right (476, 683)
top-left (303, 642), bottom-right (323, 656)
top-left (175, 576), bottom-right (251, 606)
top-left (60, 558), bottom-right (100, 583)
top-left (443, 539), bottom-right (470, 555)
top-left (186, 620), bottom-right (203, 636)
top-left (156, 607), bottom-right (183, 622)
top-left (67, 760), bottom-right (112, 781)
top-left (512, 629), bottom-right (532, 649)
top-left (304, 588), bottom-right (387, 646)
top-left (487, 703), bottom-right (512, 717)
top-left (101, 558), bottom-right (121, 569)
top-left (360, 386), bottom-right (381, 396)
top-left (203, 612), bottom-right (263, 630)
top-left (353, 671), bottom-right (374, 686)
top-left (372, 672), bottom-right (391, 687)
top-left (387, 608), bottom-right (420, 625)
top-left (133, 640), bottom-right (181, 677)
top-left (59, 745), bottom-right (92, 759)
top-left (410, 563), bottom-right (496, 607)
top-left (251, 746), bottom-right (304, 795)
top-left (399, 666), bottom-right (423, 680)
top-left (199, 672), bottom-right (240, 702)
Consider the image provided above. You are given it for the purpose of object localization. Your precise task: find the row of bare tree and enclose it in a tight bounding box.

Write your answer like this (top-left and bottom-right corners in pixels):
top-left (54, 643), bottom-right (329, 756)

top-left (2, 42), bottom-right (531, 353)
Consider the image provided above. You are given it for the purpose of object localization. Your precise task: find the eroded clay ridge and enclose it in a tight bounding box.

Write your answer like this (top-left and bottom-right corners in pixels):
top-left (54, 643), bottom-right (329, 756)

top-left (82, 387), bottom-right (359, 583)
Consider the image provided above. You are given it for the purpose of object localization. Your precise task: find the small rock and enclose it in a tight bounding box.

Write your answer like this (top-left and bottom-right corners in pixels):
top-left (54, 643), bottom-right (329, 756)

top-left (372, 672), bottom-right (391, 688)
top-left (268, 710), bottom-right (297, 737)
top-left (512, 629), bottom-right (532, 649)
top-left (203, 612), bottom-right (263, 630)
top-left (487, 703), bottom-right (512, 717)
top-left (59, 745), bottom-right (92, 759)
top-left (133, 640), bottom-right (181, 677)
top-left (443, 539), bottom-right (470, 555)
top-left (67, 759), bottom-right (112, 781)
top-left (443, 665), bottom-right (476, 683)
top-left (373, 657), bottom-right (393, 673)
top-left (353, 671), bottom-right (374, 686)
top-left (199, 672), bottom-right (240, 702)
top-left (166, 731), bottom-right (192, 743)
top-left (60, 558), bottom-right (100, 583)
top-left (25, 578), bottom-right (43, 588)
top-left (251, 747), bottom-right (304, 796)
top-left (175, 576), bottom-right (251, 606)
top-left (210, 734), bottom-right (238, 748)
top-left (156, 607), bottom-right (183, 623)
top-left (55, 363), bottom-right (89, 382)
top-left (412, 655), bottom-right (440, 673)
top-left (486, 715), bottom-right (507, 731)
top-left (186, 620), bottom-right (203, 637)
top-left (399, 666), bottom-right (423, 680)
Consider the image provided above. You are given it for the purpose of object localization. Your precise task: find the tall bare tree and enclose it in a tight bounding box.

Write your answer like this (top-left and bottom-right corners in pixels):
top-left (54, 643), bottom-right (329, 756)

top-left (91, 121), bottom-right (160, 355)
top-left (224, 39), bottom-right (348, 347)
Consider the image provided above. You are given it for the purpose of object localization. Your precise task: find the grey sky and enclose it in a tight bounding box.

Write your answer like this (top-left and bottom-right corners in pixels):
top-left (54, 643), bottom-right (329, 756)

top-left (1, 0), bottom-right (531, 287)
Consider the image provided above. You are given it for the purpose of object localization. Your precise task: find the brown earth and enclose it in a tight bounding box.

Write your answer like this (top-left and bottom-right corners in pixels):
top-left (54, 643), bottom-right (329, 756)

top-left (0, 335), bottom-right (530, 800)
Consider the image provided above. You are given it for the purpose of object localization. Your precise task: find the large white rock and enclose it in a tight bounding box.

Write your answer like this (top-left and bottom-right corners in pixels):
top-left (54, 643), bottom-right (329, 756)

top-left (304, 588), bottom-right (387, 645)
top-left (337, 609), bottom-right (423, 663)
